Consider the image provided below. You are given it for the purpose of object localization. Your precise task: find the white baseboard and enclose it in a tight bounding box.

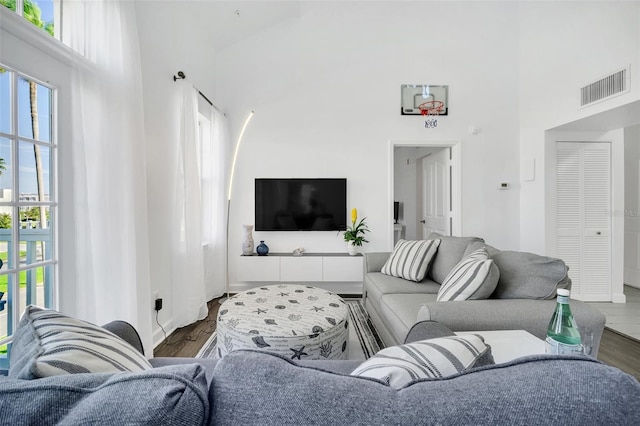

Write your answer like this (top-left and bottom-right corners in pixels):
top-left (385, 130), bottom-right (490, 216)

top-left (612, 292), bottom-right (627, 303)
top-left (152, 319), bottom-right (175, 349)
top-left (624, 268), bottom-right (640, 287)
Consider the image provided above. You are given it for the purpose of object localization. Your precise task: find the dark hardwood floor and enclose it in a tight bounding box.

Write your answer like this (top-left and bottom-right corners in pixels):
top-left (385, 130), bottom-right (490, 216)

top-left (154, 298), bottom-right (222, 358)
top-left (154, 299), bottom-right (640, 381)
top-left (597, 328), bottom-right (640, 380)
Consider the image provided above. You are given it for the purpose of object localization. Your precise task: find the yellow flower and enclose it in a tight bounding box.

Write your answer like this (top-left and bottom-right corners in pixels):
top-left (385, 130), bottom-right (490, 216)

top-left (342, 208), bottom-right (369, 246)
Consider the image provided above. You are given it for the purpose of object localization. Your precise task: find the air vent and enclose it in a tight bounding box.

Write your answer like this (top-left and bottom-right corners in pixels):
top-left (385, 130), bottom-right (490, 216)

top-left (580, 67), bottom-right (629, 107)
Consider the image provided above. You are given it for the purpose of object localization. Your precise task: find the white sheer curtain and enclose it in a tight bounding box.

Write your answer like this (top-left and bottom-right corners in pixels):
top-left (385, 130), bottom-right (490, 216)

top-left (170, 83), bottom-right (208, 327)
top-left (63, 1), bottom-right (153, 353)
top-left (202, 107), bottom-right (230, 300)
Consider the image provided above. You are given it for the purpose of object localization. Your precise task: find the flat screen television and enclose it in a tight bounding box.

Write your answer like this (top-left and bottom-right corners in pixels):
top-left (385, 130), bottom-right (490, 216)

top-left (255, 178), bottom-right (347, 231)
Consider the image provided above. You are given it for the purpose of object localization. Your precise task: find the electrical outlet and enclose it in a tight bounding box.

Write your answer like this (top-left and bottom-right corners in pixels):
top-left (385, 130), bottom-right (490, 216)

top-left (154, 298), bottom-right (163, 311)
top-left (152, 292), bottom-right (160, 310)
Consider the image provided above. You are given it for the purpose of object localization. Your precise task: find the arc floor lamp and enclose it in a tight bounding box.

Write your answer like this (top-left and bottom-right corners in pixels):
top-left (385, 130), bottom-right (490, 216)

top-left (220, 110), bottom-right (255, 304)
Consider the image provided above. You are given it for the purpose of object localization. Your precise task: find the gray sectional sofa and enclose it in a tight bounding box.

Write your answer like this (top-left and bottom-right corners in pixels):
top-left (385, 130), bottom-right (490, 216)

top-left (363, 234), bottom-right (607, 355)
top-left (2, 320), bottom-right (640, 425)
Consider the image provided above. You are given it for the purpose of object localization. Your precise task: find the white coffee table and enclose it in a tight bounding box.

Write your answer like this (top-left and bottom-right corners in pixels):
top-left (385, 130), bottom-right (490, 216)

top-left (456, 330), bottom-right (546, 364)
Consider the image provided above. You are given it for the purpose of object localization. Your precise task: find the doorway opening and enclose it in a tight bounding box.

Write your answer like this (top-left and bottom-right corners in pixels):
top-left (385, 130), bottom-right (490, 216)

top-left (390, 141), bottom-right (461, 247)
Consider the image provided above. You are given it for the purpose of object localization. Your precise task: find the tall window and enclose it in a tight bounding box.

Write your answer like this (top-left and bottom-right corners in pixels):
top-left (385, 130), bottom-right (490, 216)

top-left (1, 0), bottom-right (60, 39)
top-left (0, 65), bottom-right (57, 364)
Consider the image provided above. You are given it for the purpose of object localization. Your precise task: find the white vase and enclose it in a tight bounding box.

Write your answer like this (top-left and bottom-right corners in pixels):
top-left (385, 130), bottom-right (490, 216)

top-left (242, 225), bottom-right (254, 255)
top-left (347, 241), bottom-right (359, 256)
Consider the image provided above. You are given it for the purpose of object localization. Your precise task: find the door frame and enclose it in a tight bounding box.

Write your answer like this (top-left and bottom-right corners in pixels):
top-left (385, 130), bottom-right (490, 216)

top-left (545, 129), bottom-right (625, 303)
top-left (389, 140), bottom-right (462, 250)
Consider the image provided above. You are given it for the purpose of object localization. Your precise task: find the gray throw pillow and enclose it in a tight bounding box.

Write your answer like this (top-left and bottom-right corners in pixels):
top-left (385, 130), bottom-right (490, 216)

top-left (491, 251), bottom-right (571, 299)
top-left (427, 233), bottom-right (484, 284)
top-left (0, 364), bottom-right (209, 425)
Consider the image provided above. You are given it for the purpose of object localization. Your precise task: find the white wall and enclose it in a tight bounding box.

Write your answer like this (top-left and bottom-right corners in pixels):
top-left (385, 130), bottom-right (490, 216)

top-left (518, 1), bottom-right (640, 254)
top-left (625, 125), bottom-right (640, 289)
top-left (133, 1), bottom-right (640, 338)
top-left (214, 2), bottom-right (521, 290)
top-left (135, 1), bottom-right (224, 344)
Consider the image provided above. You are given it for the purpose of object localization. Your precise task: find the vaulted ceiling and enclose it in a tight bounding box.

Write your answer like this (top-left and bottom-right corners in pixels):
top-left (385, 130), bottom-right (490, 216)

top-left (135, 1), bottom-right (300, 51)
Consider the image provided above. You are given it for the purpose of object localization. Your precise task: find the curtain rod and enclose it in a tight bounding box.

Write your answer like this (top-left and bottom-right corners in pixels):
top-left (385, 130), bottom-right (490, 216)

top-left (173, 70), bottom-right (223, 114)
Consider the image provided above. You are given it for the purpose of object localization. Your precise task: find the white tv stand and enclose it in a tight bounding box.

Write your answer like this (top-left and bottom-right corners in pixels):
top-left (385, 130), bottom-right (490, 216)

top-left (236, 253), bottom-right (364, 294)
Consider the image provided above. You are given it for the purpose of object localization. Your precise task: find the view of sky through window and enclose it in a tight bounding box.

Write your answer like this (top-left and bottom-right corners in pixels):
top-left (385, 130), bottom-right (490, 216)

top-left (0, 71), bottom-right (52, 196)
top-left (1, 0), bottom-right (56, 35)
top-left (33, 0), bottom-right (53, 23)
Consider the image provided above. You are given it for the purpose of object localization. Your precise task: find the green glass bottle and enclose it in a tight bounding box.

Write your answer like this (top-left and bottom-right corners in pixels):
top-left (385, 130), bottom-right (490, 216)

top-left (545, 288), bottom-right (583, 355)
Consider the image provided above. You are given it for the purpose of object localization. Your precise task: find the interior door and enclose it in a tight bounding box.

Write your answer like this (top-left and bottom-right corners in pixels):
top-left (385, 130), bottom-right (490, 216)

top-left (419, 148), bottom-right (450, 238)
top-left (556, 142), bottom-right (611, 301)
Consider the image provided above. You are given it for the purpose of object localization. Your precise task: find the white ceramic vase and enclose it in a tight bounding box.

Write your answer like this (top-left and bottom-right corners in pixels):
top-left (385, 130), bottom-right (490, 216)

top-left (242, 224), bottom-right (254, 255)
top-left (347, 241), bottom-right (359, 256)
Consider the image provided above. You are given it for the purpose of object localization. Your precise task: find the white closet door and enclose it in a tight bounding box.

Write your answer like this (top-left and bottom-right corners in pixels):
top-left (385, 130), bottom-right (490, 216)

top-left (556, 142), bottom-right (611, 301)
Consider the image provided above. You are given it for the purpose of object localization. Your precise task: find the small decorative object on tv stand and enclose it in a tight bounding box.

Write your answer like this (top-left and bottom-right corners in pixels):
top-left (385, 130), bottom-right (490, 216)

top-left (293, 247), bottom-right (305, 256)
top-left (241, 225), bottom-right (254, 256)
top-left (257, 240), bottom-right (269, 256)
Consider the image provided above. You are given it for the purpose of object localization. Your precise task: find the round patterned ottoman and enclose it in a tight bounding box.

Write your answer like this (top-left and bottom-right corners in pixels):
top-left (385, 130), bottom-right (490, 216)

top-left (217, 284), bottom-right (349, 360)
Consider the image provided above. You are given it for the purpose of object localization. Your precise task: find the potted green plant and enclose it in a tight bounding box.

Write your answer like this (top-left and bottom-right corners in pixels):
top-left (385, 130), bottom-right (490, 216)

top-left (343, 208), bottom-right (369, 255)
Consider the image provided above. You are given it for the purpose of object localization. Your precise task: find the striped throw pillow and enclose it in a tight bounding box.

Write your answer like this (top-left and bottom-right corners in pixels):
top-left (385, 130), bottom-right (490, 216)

top-left (9, 305), bottom-right (152, 380)
top-left (437, 247), bottom-right (494, 301)
top-left (381, 239), bottom-right (441, 282)
top-left (350, 334), bottom-right (493, 389)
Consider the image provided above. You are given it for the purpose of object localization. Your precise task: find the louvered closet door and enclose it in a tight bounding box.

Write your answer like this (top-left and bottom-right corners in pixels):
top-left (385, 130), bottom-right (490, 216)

top-left (556, 142), bottom-right (611, 301)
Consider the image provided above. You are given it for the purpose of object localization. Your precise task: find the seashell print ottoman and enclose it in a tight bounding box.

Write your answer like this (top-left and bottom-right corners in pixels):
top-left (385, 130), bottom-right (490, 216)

top-left (217, 284), bottom-right (349, 360)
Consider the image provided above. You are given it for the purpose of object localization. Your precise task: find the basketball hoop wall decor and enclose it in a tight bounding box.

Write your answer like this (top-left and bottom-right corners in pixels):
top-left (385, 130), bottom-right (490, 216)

top-left (401, 84), bottom-right (448, 129)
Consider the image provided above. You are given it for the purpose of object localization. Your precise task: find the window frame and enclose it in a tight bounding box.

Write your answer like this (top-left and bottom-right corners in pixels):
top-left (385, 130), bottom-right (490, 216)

top-left (0, 63), bottom-right (58, 366)
top-left (1, 0), bottom-right (85, 373)
top-left (3, 0), bottom-right (61, 41)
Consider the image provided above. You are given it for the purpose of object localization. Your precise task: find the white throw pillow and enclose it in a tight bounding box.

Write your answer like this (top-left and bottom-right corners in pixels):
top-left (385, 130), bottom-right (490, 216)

top-left (9, 305), bottom-right (152, 380)
top-left (351, 334), bottom-right (493, 389)
top-left (437, 247), bottom-right (496, 301)
top-left (381, 239), bottom-right (441, 282)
